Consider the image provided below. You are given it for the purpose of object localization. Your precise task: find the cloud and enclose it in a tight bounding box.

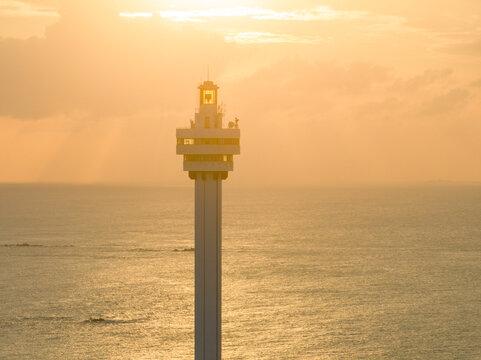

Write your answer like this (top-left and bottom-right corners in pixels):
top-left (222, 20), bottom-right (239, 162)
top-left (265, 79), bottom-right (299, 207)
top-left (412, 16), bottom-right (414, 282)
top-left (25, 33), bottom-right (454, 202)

top-left (471, 78), bottom-right (481, 87)
top-left (123, 5), bottom-right (410, 45)
top-left (155, 6), bottom-right (366, 23)
top-left (443, 38), bottom-right (481, 57)
top-left (0, 4), bottom-right (230, 119)
top-left (224, 59), bottom-right (481, 185)
top-left (119, 12), bottom-right (152, 18)
top-left (391, 69), bottom-right (453, 93)
top-left (224, 31), bottom-right (326, 44)
top-left (1, 2), bottom-right (480, 184)
top-left (0, 0), bottom-right (58, 17)
top-left (417, 88), bottom-right (470, 117)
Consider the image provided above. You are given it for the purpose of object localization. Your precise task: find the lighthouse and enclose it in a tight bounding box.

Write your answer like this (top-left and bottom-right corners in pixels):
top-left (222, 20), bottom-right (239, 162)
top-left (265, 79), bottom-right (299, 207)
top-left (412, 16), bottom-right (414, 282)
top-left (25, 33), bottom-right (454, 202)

top-left (176, 81), bottom-right (240, 360)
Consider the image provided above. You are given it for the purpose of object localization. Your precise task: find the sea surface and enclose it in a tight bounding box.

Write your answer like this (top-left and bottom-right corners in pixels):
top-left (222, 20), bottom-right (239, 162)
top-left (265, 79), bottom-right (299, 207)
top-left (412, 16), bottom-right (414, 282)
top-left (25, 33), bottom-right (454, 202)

top-left (0, 184), bottom-right (480, 359)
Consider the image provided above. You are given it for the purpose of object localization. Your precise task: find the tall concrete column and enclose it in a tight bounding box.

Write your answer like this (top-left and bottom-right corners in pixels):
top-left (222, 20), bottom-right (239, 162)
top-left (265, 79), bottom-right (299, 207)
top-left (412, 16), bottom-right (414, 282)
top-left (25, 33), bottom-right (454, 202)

top-left (195, 172), bottom-right (222, 360)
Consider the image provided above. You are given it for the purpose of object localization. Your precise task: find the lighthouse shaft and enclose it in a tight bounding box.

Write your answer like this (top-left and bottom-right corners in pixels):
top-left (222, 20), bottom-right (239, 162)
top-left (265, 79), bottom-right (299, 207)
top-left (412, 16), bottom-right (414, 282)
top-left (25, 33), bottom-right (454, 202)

top-left (194, 173), bottom-right (222, 359)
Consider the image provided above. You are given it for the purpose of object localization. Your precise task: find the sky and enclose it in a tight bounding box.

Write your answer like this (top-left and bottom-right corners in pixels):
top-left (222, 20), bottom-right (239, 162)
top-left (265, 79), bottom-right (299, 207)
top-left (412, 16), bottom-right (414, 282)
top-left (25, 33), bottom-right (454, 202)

top-left (0, 0), bottom-right (480, 186)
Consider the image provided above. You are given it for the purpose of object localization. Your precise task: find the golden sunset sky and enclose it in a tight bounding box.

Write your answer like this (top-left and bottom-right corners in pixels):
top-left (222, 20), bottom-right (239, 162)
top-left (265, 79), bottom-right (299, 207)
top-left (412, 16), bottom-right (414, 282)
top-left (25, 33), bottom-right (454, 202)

top-left (0, 0), bottom-right (480, 186)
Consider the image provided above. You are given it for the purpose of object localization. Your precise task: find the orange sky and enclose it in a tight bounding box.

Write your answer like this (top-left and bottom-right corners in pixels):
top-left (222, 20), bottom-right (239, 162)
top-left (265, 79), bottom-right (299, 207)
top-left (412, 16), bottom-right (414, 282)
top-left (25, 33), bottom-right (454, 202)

top-left (0, 0), bottom-right (480, 186)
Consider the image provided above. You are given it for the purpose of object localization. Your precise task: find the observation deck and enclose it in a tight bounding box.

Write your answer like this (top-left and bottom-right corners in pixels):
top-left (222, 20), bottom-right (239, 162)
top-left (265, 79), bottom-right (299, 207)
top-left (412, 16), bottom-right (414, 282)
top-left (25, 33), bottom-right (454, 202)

top-left (176, 81), bottom-right (240, 176)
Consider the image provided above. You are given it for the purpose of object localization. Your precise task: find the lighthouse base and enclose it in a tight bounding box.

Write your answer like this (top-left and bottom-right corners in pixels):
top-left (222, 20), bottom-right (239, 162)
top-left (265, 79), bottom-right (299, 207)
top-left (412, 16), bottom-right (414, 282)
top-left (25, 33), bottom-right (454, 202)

top-left (194, 172), bottom-right (223, 360)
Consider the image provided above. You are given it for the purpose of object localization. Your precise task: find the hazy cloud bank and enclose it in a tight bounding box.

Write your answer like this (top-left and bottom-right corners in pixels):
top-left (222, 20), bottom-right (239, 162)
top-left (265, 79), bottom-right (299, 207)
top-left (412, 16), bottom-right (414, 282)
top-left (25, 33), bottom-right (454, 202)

top-left (0, 1), bottom-right (480, 184)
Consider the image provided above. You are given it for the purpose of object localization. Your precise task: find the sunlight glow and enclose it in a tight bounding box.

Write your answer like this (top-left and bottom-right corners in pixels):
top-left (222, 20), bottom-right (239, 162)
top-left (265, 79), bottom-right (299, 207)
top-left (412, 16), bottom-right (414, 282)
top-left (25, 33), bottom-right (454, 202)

top-left (225, 32), bottom-right (324, 44)
top-left (156, 6), bottom-right (366, 22)
top-left (119, 12), bottom-right (153, 18)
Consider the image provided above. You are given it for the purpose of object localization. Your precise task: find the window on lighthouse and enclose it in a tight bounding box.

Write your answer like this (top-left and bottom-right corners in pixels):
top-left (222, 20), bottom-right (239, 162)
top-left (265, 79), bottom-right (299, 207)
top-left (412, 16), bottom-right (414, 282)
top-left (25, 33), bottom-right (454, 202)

top-left (201, 89), bottom-right (217, 105)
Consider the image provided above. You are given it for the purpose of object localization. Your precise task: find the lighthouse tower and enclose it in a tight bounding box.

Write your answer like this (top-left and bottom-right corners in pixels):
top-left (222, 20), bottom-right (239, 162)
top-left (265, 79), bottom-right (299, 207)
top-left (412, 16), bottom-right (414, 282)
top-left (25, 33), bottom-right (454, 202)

top-left (176, 81), bottom-right (240, 360)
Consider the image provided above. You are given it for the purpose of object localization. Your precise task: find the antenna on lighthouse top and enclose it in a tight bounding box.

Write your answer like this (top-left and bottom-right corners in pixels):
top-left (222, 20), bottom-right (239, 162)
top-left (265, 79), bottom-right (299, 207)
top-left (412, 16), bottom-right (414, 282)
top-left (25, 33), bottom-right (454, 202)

top-left (207, 67), bottom-right (210, 81)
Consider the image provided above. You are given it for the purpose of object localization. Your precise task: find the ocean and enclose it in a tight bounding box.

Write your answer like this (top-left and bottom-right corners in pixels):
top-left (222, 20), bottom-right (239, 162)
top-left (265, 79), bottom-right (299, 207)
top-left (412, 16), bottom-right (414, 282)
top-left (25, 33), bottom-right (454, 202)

top-left (1, 185), bottom-right (480, 359)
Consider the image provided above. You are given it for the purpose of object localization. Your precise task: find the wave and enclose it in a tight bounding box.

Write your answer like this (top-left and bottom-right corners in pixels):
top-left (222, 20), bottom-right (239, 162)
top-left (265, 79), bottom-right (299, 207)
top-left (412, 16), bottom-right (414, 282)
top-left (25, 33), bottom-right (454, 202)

top-left (22, 315), bottom-right (73, 321)
top-left (2, 243), bottom-right (74, 248)
top-left (128, 248), bottom-right (164, 252)
top-left (130, 247), bottom-right (194, 252)
top-left (83, 317), bottom-right (148, 324)
top-left (15, 315), bottom-right (146, 324)
top-left (3, 243), bottom-right (43, 247)
top-left (173, 247), bottom-right (194, 252)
